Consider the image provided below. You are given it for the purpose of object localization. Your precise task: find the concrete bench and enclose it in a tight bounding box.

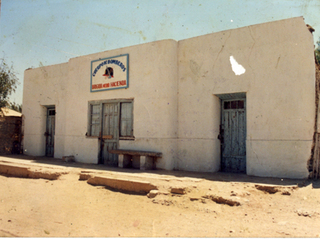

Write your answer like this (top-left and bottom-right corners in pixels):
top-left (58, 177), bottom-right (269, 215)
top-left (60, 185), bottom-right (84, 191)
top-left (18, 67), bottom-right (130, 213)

top-left (109, 149), bottom-right (162, 170)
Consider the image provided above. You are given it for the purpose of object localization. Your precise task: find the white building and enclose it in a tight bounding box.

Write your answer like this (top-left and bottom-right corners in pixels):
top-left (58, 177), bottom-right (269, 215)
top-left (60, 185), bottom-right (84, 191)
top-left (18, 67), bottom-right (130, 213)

top-left (22, 17), bottom-right (315, 179)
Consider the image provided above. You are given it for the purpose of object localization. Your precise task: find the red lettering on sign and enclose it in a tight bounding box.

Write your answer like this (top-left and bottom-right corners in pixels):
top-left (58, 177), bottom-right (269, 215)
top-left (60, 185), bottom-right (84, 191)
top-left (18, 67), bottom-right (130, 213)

top-left (92, 84), bottom-right (102, 89)
top-left (110, 80), bottom-right (126, 87)
top-left (93, 81), bottom-right (126, 90)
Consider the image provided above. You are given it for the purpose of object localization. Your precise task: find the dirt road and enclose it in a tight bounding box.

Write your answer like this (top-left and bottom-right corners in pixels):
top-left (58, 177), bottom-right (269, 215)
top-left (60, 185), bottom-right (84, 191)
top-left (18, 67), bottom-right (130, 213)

top-left (0, 157), bottom-right (319, 237)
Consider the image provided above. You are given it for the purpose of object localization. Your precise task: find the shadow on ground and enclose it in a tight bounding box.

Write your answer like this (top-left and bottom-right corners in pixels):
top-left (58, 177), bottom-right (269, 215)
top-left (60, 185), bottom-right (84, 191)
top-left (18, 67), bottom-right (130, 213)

top-left (1, 154), bottom-right (316, 188)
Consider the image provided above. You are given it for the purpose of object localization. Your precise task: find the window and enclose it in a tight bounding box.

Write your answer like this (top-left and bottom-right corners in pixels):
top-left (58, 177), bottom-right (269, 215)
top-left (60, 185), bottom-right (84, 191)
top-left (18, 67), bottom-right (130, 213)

top-left (48, 109), bottom-right (56, 116)
top-left (87, 99), bottom-right (134, 139)
top-left (223, 100), bottom-right (245, 110)
top-left (89, 104), bottom-right (100, 137)
top-left (120, 102), bottom-right (133, 137)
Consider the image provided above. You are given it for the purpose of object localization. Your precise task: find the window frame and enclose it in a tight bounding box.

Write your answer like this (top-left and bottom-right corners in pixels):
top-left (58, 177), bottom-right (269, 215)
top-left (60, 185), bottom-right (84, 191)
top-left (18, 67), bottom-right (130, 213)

top-left (88, 104), bottom-right (101, 137)
top-left (87, 99), bottom-right (134, 140)
top-left (119, 102), bottom-right (134, 138)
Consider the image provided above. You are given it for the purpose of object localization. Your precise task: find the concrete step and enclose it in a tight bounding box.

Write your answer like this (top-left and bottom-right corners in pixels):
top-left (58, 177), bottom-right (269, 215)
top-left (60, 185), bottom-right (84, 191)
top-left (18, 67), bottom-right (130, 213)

top-left (0, 161), bottom-right (69, 180)
top-left (86, 175), bottom-right (158, 194)
top-left (0, 159), bottom-right (159, 194)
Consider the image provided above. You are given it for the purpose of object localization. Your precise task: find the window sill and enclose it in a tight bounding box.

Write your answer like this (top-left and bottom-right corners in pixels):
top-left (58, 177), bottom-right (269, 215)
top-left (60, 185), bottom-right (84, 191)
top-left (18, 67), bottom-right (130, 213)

top-left (85, 136), bottom-right (135, 141)
top-left (119, 136), bottom-right (135, 141)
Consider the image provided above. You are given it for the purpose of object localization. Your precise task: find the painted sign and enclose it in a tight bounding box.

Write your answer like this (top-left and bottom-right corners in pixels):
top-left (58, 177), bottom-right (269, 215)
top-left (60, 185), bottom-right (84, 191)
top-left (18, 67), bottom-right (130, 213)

top-left (91, 54), bottom-right (129, 92)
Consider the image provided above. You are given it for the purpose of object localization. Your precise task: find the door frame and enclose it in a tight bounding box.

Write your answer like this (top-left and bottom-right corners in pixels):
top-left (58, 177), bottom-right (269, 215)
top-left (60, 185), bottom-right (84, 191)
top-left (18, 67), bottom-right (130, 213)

top-left (98, 102), bottom-right (120, 165)
top-left (45, 107), bottom-right (56, 157)
top-left (216, 92), bottom-right (247, 173)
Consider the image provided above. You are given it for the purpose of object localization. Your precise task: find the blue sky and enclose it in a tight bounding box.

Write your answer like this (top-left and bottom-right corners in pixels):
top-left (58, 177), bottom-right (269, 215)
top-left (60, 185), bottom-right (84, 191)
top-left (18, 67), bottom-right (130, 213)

top-left (1, 0), bottom-right (320, 105)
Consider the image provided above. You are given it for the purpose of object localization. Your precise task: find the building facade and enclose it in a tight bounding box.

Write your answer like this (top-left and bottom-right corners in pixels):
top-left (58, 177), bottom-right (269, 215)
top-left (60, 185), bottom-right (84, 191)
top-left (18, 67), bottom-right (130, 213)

top-left (22, 17), bottom-right (315, 179)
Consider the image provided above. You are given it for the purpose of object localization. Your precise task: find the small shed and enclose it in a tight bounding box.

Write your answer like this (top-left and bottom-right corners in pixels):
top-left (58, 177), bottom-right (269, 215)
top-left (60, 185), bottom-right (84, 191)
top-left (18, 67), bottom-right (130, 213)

top-left (0, 107), bottom-right (22, 155)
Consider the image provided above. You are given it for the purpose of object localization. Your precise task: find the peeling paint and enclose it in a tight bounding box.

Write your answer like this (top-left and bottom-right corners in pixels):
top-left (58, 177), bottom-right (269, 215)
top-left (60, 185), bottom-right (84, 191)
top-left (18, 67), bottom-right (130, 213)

top-left (189, 60), bottom-right (201, 77)
top-left (229, 56), bottom-right (246, 76)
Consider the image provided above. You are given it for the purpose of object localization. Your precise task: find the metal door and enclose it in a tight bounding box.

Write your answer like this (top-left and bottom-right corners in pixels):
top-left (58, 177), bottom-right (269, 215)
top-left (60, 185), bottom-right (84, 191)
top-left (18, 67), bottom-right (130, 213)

top-left (99, 103), bottom-right (119, 166)
top-left (45, 108), bottom-right (55, 157)
top-left (220, 99), bottom-right (246, 173)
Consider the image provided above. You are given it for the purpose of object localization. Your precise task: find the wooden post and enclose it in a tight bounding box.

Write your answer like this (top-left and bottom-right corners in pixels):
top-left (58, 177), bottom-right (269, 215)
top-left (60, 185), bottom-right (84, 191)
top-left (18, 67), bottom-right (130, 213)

top-left (313, 63), bottom-right (320, 179)
top-left (313, 133), bottom-right (320, 179)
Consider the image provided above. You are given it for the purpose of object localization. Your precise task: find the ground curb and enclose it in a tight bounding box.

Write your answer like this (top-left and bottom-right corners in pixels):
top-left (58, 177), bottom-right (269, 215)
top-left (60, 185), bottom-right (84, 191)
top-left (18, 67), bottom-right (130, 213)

top-left (87, 175), bottom-right (158, 194)
top-left (0, 162), bottom-right (68, 180)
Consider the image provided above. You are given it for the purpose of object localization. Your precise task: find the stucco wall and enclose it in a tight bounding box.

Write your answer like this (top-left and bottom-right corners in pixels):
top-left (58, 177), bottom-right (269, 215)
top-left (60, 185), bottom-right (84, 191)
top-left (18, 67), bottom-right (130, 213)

top-left (177, 17), bottom-right (315, 178)
top-left (23, 17), bottom-right (315, 178)
top-left (23, 40), bottom-right (178, 169)
top-left (23, 63), bottom-right (69, 156)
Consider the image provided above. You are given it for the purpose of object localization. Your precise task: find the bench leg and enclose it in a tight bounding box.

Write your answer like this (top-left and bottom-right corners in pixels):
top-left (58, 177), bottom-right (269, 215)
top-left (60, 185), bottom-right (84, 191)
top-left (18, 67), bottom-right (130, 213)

top-left (118, 154), bottom-right (124, 168)
top-left (123, 154), bottom-right (131, 168)
top-left (118, 154), bottom-right (131, 168)
top-left (140, 156), bottom-right (155, 170)
top-left (140, 156), bottom-right (146, 170)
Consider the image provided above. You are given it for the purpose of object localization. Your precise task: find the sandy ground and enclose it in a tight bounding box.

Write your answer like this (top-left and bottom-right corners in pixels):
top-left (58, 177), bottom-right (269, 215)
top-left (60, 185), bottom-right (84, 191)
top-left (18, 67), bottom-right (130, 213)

top-left (0, 158), bottom-right (320, 237)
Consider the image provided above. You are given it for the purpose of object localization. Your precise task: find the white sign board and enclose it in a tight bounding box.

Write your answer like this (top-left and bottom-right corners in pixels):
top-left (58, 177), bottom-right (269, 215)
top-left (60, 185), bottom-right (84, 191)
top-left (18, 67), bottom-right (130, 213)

top-left (91, 54), bottom-right (129, 92)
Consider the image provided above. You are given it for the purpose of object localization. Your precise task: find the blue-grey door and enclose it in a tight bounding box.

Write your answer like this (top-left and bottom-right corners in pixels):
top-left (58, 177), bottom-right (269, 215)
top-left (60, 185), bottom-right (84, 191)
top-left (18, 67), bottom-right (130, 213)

top-left (100, 103), bottom-right (119, 166)
top-left (45, 108), bottom-right (55, 157)
top-left (220, 99), bottom-right (246, 173)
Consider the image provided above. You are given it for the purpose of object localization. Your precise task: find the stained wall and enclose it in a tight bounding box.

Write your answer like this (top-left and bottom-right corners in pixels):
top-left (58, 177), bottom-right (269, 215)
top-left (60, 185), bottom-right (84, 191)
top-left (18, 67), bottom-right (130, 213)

top-left (23, 17), bottom-right (315, 178)
top-left (177, 17), bottom-right (315, 178)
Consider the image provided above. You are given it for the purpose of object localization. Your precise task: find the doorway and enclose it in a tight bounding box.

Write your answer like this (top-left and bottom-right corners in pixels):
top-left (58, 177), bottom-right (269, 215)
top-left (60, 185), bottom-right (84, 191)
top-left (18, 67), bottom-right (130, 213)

top-left (218, 93), bottom-right (246, 173)
top-left (99, 103), bottom-right (119, 166)
top-left (45, 107), bottom-right (55, 157)
top-left (89, 99), bottom-right (133, 166)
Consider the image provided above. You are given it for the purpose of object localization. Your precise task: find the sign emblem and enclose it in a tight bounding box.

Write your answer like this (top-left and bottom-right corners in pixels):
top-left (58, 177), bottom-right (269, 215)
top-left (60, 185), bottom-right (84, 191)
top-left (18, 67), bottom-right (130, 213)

top-left (103, 67), bottom-right (114, 79)
top-left (91, 54), bottom-right (128, 92)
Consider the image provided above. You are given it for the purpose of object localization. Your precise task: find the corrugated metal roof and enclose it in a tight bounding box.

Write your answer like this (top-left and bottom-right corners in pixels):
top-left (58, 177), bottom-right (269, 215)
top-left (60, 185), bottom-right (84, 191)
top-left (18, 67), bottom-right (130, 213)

top-left (1, 107), bottom-right (22, 117)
